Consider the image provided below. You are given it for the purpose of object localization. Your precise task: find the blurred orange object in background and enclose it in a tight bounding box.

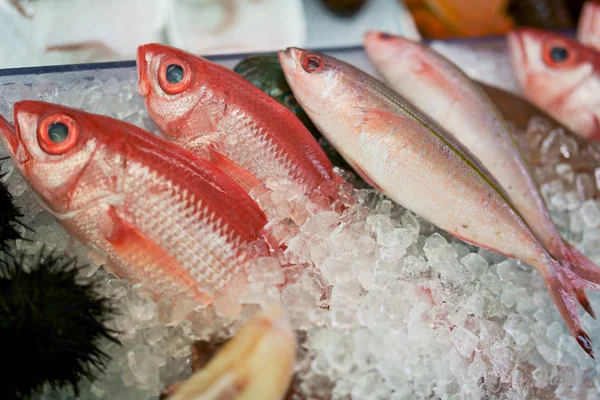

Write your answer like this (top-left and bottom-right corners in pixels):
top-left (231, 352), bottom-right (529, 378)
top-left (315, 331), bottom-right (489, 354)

top-left (405, 0), bottom-right (513, 39)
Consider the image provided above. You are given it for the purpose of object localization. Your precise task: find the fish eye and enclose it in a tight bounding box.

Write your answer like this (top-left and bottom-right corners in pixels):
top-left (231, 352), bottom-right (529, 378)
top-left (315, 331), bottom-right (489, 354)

top-left (166, 64), bottom-right (184, 84)
top-left (159, 58), bottom-right (192, 95)
top-left (379, 33), bottom-right (393, 40)
top-left (38, 114), bottom-right (79, 155)
top-left (302, 55), bottom-right (324, 73)
top-left (542, 39), bottom-right (577, 68)
top-left (48, 122), bottom-right (69, 143)
top-left (550, 46), bottom-right (568, 62)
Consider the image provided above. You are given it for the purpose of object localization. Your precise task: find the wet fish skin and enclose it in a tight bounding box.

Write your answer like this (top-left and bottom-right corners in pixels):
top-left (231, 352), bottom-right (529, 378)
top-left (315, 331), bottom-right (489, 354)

top-left (167, 304), bottom-right (296, 400)
top-left (507, 28), bottom-right (600, 141)
top-left (233, 55), bottom-right (357, 177)
top-left (136, 43), bottom-right (337, 195)
top-left (0, 101), bottom-right (268, 304)
top-left (578, 2), bottom-right (600, 52)
top-left (363, 31), bottom-right (600, 320)
top-left (279, 47), bottom-right (598, 357)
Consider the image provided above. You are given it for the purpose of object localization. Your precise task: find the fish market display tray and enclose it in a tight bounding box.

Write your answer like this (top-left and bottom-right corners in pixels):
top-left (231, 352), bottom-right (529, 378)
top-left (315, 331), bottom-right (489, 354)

top-left (2, 36), bottom-right (600, 400)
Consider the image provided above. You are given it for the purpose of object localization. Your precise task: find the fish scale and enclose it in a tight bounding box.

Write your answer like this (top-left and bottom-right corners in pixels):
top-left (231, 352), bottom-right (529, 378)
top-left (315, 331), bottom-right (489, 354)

top-left (123, 162), bottom-right (244, 289)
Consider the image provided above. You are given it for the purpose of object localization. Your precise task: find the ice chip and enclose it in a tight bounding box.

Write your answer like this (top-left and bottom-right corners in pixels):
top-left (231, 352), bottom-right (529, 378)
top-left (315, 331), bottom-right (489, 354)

top-left (325, 333), bottom-right (355, 374)
top-left (487, 344), bottom-right (517, 382)
top-left (468, 355), bottom-right (487, 381)
top-left (555, 163), bottom-right (574, 183)
top-left (496, 260), bottom-right (516, 281)
top-left (461, 253), bottom-right (488, 278)
top-left (576, 173), bottom-right (596, 201)
top-left (536, 342), bottom-right (558, 365)
top-left (481, 273), bottom-right (501, 295)
top-left (301, 211), bottom-right (340, 239)
top-left (580, 200), bottom-right (600, 228)
top-left (401, 211), bottom-right (420, 238)
top-left (351, 371), bottom-right (388, 399)
top-left (451, 326), bottom-right (479, 358)
top-left (501, 282), bottom-right (516, 308)
top-left (320, 256), bottom-right (351, 284)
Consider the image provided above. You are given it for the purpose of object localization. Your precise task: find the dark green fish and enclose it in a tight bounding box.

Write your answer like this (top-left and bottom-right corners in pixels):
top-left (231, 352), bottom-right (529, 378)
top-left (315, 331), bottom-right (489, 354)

top-left (233, 56), bottom-right (354, 174)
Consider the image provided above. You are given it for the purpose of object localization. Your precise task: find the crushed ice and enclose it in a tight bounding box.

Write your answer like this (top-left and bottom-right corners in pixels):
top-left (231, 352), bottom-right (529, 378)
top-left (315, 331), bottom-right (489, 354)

top-left (1, 74), bottom-right (600, 399)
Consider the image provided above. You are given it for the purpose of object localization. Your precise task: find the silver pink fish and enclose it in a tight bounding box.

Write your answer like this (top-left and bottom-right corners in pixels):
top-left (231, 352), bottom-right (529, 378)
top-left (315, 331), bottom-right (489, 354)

top-left (363, 31), bottom-right (600, 322)
top-left (280, 47), bottom-right (600, 357)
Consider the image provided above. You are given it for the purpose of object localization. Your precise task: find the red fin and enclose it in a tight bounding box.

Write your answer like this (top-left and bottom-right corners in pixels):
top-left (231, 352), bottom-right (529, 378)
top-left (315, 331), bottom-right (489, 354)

top-left (574, 287), bottom-right (596, 319)
top-left (542, 244), bottom-right (600, 358)
top-left (352, 162), bottom-right (385, 192)
top-left (561, 243), bottom-right (600, 317)
top-left (543, 269), bottom-right (595, 358)
top-left (207, 145), bottom-right (262, 192)
top-left (106, 207), bottom-right (212, 304)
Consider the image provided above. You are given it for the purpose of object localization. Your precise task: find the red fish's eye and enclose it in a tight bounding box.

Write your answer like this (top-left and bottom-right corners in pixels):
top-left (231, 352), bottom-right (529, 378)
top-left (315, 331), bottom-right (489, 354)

top-left (158, 57), bottom-right (192, 95)
top-left (37, 114), bottom-right (79, 155)
top-left (542, 40), bottom-right (578, 68)
top-left (302, 55), bottom-right (324, 73)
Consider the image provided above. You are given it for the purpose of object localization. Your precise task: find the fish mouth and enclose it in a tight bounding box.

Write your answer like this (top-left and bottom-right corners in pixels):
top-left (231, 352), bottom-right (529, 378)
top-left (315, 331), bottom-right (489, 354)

top-left (136, 45), bottom-right (151, 97)
top-left (364, 30), bottom-right (394, 43)
top-left (278, 47), bottom-right (304, 78)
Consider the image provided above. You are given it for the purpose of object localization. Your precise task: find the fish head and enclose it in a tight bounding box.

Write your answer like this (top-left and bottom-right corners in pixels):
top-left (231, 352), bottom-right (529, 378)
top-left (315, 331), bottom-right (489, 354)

top-left (136, 43), bottom-right (208, 142)
top-left (507, 28), bottom-right (598, 108)
top-left (363, 31), bottom-right (432, 83)
top-left (278, 47), bottom-right (351, 118)
top-left (578, 2), bottom-right (600, 50)
top-left (0, 101), bottom-right (121, 217)
top-left (363, 31), bottom-right (418, 70)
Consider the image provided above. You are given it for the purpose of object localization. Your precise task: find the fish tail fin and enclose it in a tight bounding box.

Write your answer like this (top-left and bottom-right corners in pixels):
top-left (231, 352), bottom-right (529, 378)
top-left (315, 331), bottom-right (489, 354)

top-left (542, 246), bottom-right (600, 359)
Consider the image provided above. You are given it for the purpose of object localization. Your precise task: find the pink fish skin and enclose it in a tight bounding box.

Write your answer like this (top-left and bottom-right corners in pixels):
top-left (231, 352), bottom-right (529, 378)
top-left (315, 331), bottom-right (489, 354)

top-left (136, 43), bottom-right (338, 197)
top-left (578, 2), bottom-right (600, 52)
top-left (507, 28), bottom-right (600, 141)
top-left (0, 101), bottom-right (268, 304)
top-left (363, 31), bottom-right (600, 323)
top-left (279, 47), bottom-right (600, 357)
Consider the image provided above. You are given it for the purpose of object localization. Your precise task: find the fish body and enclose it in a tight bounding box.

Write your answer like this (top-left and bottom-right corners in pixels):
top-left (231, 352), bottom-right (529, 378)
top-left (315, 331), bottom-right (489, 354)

top-left (233, 55), bottom-right (356, 175)
top-left (279, 47), bottom-right (598, 356)
top-left (167, 304), bottom-right (296, 400)
top-left (136, 44), bottom-right (337, 195)
top-left (0, 101), bottom-right (268, 303)
top-left (363, 32), bottom-right (600, 307)
top-left (233, 55), bottom-right (322, 139)
top-left (507, 28), bottom-right (600, 141)
top-left (578, 2), bottom-right (600, 51)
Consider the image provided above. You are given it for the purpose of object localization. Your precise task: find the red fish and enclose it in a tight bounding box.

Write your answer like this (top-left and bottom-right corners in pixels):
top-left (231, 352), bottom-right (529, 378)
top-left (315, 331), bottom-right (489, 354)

top-left (508, 28), bottom-right (600, 141)
top-left (136, 43), bottom-right (338, 197)
top-left (0, 101), bottom-right (269, 304)
top-left (578, 1), bottom-right (600, 52)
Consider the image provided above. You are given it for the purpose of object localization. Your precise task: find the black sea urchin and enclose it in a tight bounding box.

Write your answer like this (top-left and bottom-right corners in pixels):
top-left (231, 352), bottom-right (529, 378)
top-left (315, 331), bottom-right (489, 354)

top-left (0, 250), bottom-right (120, 398)
top-left (0, 158), bottom-right (28, 252)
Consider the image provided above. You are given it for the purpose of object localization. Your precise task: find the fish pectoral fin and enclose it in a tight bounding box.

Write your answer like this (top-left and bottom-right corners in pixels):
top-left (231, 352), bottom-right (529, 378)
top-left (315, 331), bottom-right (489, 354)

top-left (359, 108), bottom-right (405, 137)
top-left (105, 207), bottom-right (212, 304)
top-left (207, 144), bottom-right (262, 192)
